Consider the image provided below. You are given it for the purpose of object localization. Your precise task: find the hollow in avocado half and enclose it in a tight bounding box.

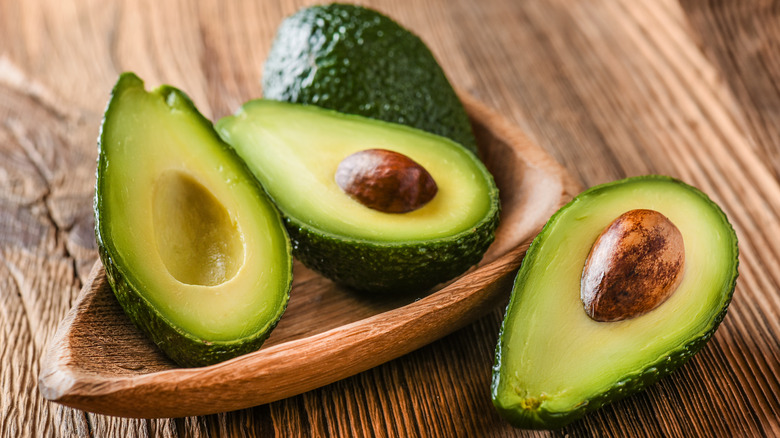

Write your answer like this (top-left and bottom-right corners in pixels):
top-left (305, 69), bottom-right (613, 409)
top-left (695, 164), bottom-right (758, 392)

top-left (95, 73), bottom-right (293, 367)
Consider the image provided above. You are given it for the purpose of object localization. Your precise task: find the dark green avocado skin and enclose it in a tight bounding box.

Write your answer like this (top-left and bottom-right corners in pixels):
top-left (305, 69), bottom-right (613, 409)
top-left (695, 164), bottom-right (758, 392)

top-left (98, 245), bottom-right (282, 367)
top-left (493, 321), bottom-right (730, 429)
top-left (491, 175), bottom-right (739, 429)
top-left (262, 3), bottom-right (477, 153)
top-left (285, 185), bottom-right (500, 294)
top-left (95, 73), bottom-right (291, 367)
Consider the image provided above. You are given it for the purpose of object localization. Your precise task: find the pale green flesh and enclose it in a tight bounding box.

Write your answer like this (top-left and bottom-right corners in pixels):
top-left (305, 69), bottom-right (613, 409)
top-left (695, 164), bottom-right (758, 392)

top-left (216, 101), bottom-right (491, 242)
top-left (496, 178), bottom-right (736, 413)
top-left (101, 84), bottom-right (289, 341)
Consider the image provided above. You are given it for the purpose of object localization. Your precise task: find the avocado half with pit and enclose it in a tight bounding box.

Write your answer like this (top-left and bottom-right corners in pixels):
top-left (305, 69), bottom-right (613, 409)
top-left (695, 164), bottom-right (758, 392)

top-left (95, 73), bottom-right (292, 367)
top-left (492, 175), bottom-right (739, 429)
top-left (216, 100), bottom-right (500, 293)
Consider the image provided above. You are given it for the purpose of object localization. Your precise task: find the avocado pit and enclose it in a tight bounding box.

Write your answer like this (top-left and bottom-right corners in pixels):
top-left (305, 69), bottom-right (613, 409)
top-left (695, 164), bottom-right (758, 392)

top-left (581, 209), bottom-right (685, 322)
top-left (335, 148), bottom-right (438, 213)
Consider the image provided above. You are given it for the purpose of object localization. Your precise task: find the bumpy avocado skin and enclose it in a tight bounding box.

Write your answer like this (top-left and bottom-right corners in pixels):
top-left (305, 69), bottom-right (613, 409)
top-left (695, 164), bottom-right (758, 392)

top-left (493, 326), bottom-right (728, 429)
top-left (95, 73), bottom-right (292, 367)
top-left (262, 3), bottom-right (477, 153)
top-left (98, 245), bottom-right (283, 367)
top-left (491, 175), bottom-right (739, 429)
top-left (285, 188), bottom-right (500, 294)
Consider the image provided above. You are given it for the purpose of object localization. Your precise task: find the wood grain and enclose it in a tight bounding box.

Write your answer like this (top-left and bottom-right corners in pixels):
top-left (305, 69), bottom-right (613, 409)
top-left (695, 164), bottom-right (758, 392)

top-left (1, 0), bottom-right (779, 436)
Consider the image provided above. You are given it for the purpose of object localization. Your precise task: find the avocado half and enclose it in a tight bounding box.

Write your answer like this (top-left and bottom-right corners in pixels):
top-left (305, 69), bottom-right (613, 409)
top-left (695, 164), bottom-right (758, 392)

top-left (216, 100), bottom-right (500, 293)
top-left (492, 175), bottom-right (739, 429)
top-left (95, 73), bottom-right (293, 367)
top-left (262, 3), bottom-right (477, 153)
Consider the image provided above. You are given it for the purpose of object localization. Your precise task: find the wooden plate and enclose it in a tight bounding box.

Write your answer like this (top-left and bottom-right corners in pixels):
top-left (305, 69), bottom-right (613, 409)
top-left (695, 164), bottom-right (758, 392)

top-left (38, 93), bottom-right (580, 418)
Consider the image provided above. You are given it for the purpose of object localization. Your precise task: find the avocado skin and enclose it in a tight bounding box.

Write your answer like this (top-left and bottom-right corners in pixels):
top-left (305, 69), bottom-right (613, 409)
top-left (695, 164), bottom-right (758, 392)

top-left (262, 3), bottom-right (477, 153)
top-left (95, 73), bottom-right (292, 367)
top-left (491, 175), bottom-right (739, 429)
top-left (98, 245), bottom-right (284, 367)
top-left (284, 185), bottom-right (500, 293)
top-left (493, 322), bottom-right (728, 429)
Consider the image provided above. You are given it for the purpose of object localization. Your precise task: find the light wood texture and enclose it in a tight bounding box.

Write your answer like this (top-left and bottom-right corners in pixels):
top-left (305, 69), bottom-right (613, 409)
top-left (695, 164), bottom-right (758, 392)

top-left (38, 93), bottom-right (578, 418)
top-left (2, 0), bottom-right (780, 436)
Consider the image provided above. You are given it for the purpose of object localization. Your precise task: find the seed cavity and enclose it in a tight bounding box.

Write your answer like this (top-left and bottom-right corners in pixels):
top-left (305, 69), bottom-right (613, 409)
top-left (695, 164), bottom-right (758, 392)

top-left (153, 171), bottom-right (243, 286)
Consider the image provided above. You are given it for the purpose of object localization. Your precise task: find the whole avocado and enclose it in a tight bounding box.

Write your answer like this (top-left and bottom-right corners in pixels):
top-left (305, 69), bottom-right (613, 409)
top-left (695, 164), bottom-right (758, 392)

top-left (262, 3), bottom-right (478, 153)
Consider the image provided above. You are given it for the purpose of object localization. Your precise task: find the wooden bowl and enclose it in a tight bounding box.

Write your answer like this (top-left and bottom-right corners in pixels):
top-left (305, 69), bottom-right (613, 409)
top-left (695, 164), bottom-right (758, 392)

top-left (38, 93), bottom-right (580, 418)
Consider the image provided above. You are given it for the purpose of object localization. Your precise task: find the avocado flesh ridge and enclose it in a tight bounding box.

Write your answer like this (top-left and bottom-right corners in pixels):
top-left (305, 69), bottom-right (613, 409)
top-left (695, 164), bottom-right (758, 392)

top-left (494, 177), bottom-right (737, 419)
top-left (216, 100), bottom-right (492, 242)
top-left (99, 75), bottom-right (291, 342)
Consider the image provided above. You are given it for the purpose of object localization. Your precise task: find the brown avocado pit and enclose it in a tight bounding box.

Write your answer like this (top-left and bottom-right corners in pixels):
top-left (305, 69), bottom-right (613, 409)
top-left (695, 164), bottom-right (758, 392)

top-left (581, 208), bottom-right (685, 322)
top-left (335, 148), bottom-right (438, 213)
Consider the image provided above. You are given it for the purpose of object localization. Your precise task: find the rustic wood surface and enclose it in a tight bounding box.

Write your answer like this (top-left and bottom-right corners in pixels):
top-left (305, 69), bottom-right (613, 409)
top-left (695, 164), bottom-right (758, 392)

top-left (1, 0), bottom-right (778, 436)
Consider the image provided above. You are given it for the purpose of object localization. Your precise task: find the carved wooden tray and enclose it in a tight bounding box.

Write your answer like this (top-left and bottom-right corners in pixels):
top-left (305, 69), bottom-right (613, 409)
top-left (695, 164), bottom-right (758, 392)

top-left (39, 92), bottom-right (580, 418)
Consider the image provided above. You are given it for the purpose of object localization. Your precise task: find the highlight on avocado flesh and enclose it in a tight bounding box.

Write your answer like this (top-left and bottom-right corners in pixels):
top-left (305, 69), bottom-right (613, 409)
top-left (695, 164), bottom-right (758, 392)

top-left (95, 73), bottom-right (293, 367)
top-left (492, 175), bottom-right (738, 429)
top-left (335, 148), bottom-right (438, 214)
top-left (581, 209), bottom-right (686, 322)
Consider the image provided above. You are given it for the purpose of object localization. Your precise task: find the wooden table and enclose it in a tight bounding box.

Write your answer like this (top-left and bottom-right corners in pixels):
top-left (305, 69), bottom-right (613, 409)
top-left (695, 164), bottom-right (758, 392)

top-left (2, 0), bottom-right (778, 436)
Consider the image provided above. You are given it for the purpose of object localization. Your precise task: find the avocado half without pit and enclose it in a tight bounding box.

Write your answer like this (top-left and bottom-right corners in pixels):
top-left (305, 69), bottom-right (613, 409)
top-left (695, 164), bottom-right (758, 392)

top-left (492, 176), bottom-right (739, 429)
top-left (216, 100), bottom-right (500, 293)
top-left (95, 73), bottom-right (293, 367)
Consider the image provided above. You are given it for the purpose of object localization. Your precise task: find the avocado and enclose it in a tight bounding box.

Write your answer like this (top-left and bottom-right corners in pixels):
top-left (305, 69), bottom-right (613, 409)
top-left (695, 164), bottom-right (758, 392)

top-left (262, 3), bottom-right (478, 153)
top-left (216, 100), bottom-right (499, 293)
top-left (95, 73), bottom-right (293, 367)
top-left (491, 176), bottom-right (738, 429)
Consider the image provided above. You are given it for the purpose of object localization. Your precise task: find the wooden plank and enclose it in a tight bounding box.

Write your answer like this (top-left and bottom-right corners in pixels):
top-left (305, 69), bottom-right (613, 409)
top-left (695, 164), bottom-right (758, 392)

top-left (681, 0), bottom-right (780, 179)
top-left (1, 0), bottom-right (779, 436)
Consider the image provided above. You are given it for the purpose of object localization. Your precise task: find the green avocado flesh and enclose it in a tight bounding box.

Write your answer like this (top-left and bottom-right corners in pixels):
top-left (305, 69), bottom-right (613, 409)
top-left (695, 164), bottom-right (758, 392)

top-left (492, 176), bottom-right (738, 429)
top-left (216, 100), bottom-right (499, 293)
top-left (95, 73), bottom-right (292, 367)
top-left (262, 3), bottom-right (477, 153)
